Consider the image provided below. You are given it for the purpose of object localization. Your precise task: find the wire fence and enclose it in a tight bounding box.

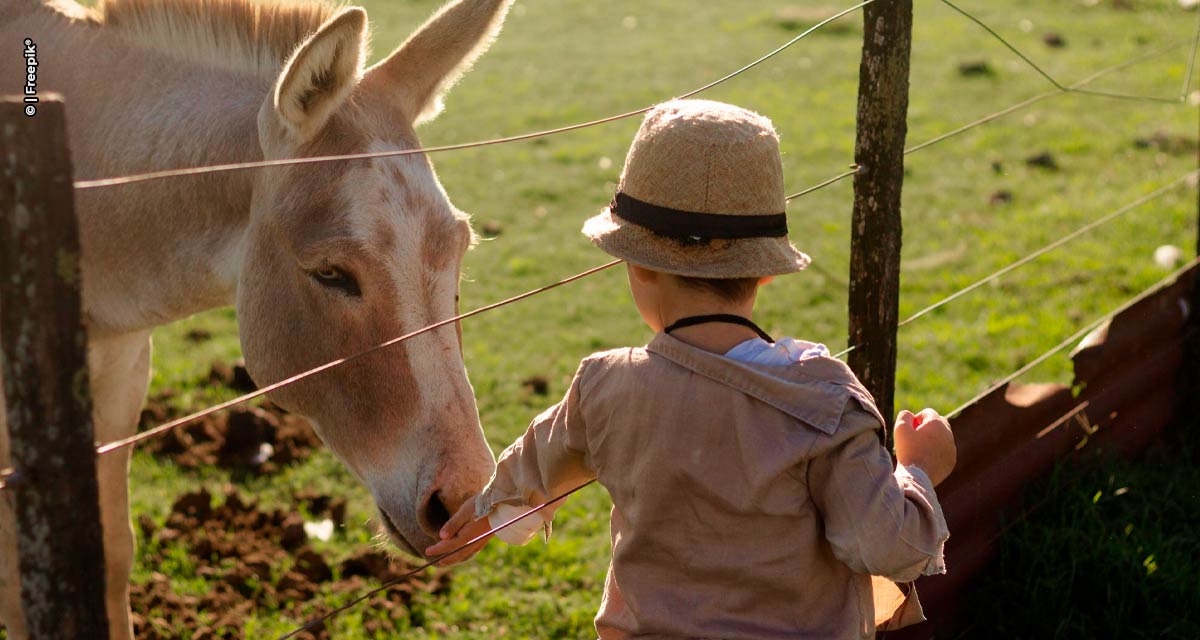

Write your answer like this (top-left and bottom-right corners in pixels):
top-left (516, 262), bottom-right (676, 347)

top-left (941, 0), bottom-right (1196, 105)
top-left (282, 4), bottom-right (1199, 633)
top-left (2, 0), bottom-right (1198, 636)
top-left (96, 259), bottom-right (622, 456)
top-left (91, 4), bottom-right (1200, 449)
top-left (896, 173), bottom-right (1195, 331)
top-left (71, 0), bottom-right (877, 191)
top-left (948, 256), bottom-right (1200, 419)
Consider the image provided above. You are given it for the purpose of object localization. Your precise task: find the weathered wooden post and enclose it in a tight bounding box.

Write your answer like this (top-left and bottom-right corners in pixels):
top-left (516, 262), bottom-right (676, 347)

top-left (848, 0), bottom-right (914, 434)
top-left (0, 96), bottom-right (110, 637)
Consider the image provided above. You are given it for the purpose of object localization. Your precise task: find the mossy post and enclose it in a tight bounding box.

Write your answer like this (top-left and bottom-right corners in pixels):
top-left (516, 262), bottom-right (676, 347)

top-left (848, 0), bottom-right (914, 441)
top-left (0, 96), bottom-right (110, 638)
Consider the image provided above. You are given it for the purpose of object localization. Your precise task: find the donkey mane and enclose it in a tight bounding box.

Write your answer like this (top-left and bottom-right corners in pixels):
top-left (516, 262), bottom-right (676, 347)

top-left (77, 0), bottom-right (346, 77)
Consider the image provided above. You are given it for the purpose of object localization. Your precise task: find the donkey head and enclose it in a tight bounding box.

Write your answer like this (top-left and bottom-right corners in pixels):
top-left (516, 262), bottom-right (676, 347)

top-left (238, 0), bottom-right (512, 557)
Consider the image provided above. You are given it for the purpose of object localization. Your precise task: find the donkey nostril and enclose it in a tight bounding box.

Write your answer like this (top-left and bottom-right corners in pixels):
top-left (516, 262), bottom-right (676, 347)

top-left (423, 490), bottom-right (452, 533)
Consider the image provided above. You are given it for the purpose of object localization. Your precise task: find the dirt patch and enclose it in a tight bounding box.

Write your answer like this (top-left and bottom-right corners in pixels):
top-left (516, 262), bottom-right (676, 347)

top-left (139, 360), bottom-right (322, 474)
top-left (1025, 151), bottom-right (1059, 171)
top-left (185, 328), bottom-right (213, 343)
top-left (207, 361), bottom-right (258, 394)
top-left (1042, 32), bottom-right (1066, 48)
top-left (771, 6), bottom-right (860, 35)
top-left (1133, 131), bottom-right (1197, 156)
top-left (957, 59), bottom-right (995, 77)
top-left (141, 403), bottom-right (323, 475)
top-left (520, 374), bottom-right (550, 396)
top-left (132, 488), bottom-right (447, 639)
top-left (480, 220), bottom-right (504, 238)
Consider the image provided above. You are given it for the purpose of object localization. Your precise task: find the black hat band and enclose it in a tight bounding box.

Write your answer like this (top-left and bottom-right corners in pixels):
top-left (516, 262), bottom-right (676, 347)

top-left (610, 192), bottom-right (788, 240)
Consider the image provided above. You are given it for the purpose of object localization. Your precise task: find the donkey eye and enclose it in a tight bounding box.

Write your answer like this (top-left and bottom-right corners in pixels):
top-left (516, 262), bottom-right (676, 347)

top-left (310, 266), bottom-right (361, 297)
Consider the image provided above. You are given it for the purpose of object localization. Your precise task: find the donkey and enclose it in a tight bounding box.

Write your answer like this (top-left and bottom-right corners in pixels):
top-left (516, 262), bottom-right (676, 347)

top-left (0, 0), bottom-right (513, 636)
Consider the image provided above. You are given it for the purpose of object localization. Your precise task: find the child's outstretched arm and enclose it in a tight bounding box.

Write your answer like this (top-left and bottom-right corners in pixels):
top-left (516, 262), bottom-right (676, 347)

top-left (426, 360), bottom-right (599, 565)
top-left (426, 491), bottom-right (575, 564)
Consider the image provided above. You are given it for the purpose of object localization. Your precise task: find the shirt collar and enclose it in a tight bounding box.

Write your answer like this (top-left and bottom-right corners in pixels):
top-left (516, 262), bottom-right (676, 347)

top-left (646, 332), bottom-right (885, 435)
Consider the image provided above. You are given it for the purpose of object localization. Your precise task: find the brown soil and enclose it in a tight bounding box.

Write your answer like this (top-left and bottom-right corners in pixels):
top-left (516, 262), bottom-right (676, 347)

top-left (131, 488), bottom-right (448, 639)
top-left (138, 361), bottom-right (323, 474)
top-left (121, 363), bottom-right (444, 637)
top-left (1133, 131), bottom-right (1198, 156)
top-left (520, 374), bottom-right (550, 396)
top-left (141, 403), bottom-right (323, 474)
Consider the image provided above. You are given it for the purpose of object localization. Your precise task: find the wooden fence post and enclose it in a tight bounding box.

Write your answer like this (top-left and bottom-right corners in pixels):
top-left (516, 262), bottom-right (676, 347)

top-left (0, 96), bottom-right (110, 638)
top-left (848, 0), bottom-right (915, 435)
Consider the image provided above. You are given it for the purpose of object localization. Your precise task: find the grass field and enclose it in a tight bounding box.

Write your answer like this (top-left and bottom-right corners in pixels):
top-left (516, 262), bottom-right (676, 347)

top-left (99, 0), bottom-right (1200, 636)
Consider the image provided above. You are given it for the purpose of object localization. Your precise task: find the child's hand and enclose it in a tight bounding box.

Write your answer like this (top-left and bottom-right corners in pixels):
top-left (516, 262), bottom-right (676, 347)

top-left (424, 500), bottom-right (493, 566)
top-left (893, 408), bottom-right (956, 486)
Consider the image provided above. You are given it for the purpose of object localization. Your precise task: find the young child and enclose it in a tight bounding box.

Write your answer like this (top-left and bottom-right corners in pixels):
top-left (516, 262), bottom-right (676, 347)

top-left (427, 99), bottom-right (956, 639)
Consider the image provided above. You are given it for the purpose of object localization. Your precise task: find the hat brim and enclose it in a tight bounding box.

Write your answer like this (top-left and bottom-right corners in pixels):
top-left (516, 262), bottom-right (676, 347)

top-left (582, 207), bottom-right (811, 278)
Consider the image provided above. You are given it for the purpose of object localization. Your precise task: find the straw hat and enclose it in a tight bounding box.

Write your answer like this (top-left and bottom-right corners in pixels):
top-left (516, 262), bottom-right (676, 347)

top-left (582, 99), bottom-right (810, 278)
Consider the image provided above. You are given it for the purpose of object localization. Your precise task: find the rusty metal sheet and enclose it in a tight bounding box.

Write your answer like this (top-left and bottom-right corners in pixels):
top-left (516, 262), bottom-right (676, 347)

top-left (942, 382), bottom-right (1074, 494)
top-left (880, 263), bottom-right (1197, 639)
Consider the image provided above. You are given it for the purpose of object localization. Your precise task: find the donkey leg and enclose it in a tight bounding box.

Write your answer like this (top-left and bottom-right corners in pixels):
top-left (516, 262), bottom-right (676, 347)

top-left (89, 331), bottom-right (153, 640)
top-left (0, 382), bottom-right (28, 638)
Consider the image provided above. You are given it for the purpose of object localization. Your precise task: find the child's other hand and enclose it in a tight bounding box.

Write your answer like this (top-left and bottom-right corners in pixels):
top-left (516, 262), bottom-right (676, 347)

top-left (893, 408), bottom-right (956, 486)
top-left (424, 500), bottom-right (493, 566)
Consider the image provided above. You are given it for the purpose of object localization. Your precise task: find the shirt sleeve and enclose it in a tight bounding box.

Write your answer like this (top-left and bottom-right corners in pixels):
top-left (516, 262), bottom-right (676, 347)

top-left (808, 412), bottom-right (949, 581)
top-left (487, 503), bottom-right (547, 546)
top-left (473, 360), bottom-right (596, 544)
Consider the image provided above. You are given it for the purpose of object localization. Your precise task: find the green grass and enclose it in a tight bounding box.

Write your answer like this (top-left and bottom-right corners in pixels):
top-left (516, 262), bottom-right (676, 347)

top-left (962, 424), bottom-right (1200, 639)
top-left (127, 0), bottom-right (1199, 636)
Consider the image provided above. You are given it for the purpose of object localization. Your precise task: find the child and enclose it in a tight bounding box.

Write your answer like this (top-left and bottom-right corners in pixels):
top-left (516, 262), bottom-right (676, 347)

top-left (427, 99), bottom-right (956, 639)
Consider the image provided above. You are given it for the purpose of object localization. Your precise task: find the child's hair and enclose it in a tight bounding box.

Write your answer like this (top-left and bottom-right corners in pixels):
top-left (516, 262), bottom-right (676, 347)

top-left (673, 275), bottom-right (759, 303)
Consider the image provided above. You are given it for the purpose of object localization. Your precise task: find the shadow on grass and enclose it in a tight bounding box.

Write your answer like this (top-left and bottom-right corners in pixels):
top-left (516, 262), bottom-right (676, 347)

top-left (960, 418), bottom-right (1200, 639)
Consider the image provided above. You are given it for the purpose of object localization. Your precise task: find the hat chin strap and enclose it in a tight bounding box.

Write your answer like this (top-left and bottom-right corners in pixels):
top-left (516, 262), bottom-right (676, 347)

top-left (663, 314), bottom-right (774, 343)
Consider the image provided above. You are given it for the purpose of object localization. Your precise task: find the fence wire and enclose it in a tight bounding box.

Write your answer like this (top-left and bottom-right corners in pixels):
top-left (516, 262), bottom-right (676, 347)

top-left (51, 0), bottom-right (882, 462)
top-left (835, 172), bottom-right (1194, 359)
top-left (948, 257), bottom-right (1200, 419)
top-left (0, 260), bottom-right (621, 480)
top-left (789, 39), bottom-right (1192, 201)
top-left (71, 0), bottom-right (876, 191)
top-left (0, 34), bottom-right (1189, 479)
top-left (898, 172), bottom-right (1196, 330)
top-left (94, 260), bottom-right (622, 456)
top-left (941, 0), bottom-right (1199, 105)
top-left (102, 163), bottom-right (1187, 458)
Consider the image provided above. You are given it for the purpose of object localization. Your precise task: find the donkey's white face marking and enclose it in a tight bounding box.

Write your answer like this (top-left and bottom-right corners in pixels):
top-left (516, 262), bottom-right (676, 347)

top-left (239, 120), bottom-right (491, 556)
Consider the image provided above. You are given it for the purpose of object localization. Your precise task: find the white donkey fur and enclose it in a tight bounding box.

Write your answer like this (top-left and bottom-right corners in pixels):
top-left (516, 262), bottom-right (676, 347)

top-left (0, 0), bottom-right (513, 636)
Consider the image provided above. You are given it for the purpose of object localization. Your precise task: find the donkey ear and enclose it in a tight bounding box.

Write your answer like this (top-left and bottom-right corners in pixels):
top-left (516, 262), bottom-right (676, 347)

top-left (273, 7), bottom-right (368, 141)
top-left (363, 0), bottom-right (513, 125)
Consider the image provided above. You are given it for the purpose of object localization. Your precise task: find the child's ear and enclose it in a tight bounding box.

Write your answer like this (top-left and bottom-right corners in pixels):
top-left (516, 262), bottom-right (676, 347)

top-left (758, 275), bottom-right (775, 287)
top-left (629, 264), bottom-right (659, 283)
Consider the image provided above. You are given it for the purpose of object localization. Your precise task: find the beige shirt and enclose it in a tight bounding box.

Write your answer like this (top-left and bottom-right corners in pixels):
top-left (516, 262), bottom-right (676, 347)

top-left (476, 333), bottom-right (948, 639)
